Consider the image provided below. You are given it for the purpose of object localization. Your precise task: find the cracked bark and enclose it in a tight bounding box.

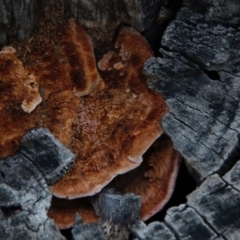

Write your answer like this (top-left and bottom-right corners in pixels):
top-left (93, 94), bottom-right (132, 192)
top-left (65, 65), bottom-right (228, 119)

top-left (91, 189), bottom-right (141, 240)
top-left (132, 0), bottom-right (240, 238)
top-left (0, 128), bottom-right (75, 240)
top-left (1, 0), bottom-right (240, 239)
top-left (0, 0), bottom-right (177, 53)
top-left (161, 0), bottom-right (240, 70)
top-left (71, 214), bottom-right (107, 240)
top-left (132, 163), bottom-right (240, 239)
top-left (145, 50), bottom-right (240, 182)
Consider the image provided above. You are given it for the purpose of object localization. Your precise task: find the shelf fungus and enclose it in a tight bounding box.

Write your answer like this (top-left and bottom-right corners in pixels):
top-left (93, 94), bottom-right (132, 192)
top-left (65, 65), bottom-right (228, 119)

top-left (0, 20), bottom-right (99, 157)
top-left (51, 26), bottom-right (167, 198)
top-left (0, 19), bottom-right (180, 230)
top-left (48, 135), bottom-right (181, 229)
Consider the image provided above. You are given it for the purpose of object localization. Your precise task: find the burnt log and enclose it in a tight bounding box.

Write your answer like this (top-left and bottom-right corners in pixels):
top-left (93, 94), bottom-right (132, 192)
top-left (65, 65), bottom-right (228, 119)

top-left (0, 128), bottom-right (75, 240)
top-left (71, 214), bottom-right (107, 240)
top-left (1, 0), bottom-right (240, 238)
top-left (19, 128), bottom-right (75, 185)
top-left (144, 0), bottom-right (240, 183)
top-left (0, 0), bottom-right (41, 44)
top-left (64, 0), bottom-right (163, 49)
top-left (0, 0), bottom-right (177, 53)
top-left (161, 0), bottom-right (240, 70)
top-left (91, 189), bottom-right (141, 240)
top-left (131, 220), bottom-right (176, 240)
top-left (145, 51), bottom-right (240, 182)
top-left (132, 161), bottom-right (240, 239)
top-left (137, 0), bottom-right (240, 237)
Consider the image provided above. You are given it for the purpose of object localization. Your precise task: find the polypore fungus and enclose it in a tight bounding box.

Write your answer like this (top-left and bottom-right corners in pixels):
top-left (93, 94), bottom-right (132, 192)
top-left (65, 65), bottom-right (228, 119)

top-left (48, 135), bottom-right (181, 229)
top-left (51, 26), bottom-right (167, 199)
top-left (21, 74), bottom-right (42, 113)
top-left (0, 46), bottom-right (36, 157)
top-left (48, 197), bottom-right (98, 229)
top-left (0, 20), bottom-right (99, 157)
top-left (110, 135), bottom-right (181, 220)
top-left (1, 20), bottom-right (172, 224)
top-left (62, 20), bottom-right (100, 97)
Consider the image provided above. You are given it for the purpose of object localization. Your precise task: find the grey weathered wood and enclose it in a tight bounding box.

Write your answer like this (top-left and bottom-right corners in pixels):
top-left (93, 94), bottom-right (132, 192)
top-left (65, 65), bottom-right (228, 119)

top-left (66, 0), bottom-right (162, 31)
top-left (91, 189), bottom-right (141, 240)
top-left (187, 174), bottom-right (240, 239)
top-left (64, 0), bottom-right (163, 49)
top-left (145, 50), bottom-right (240, 182)
top-left (142, 2), bottom-right (240, 237)
top-left (165, 205), bottom-right (218, 240)
top-left (0, 0), bottom-right (40, 44)
top-left (0, 154), bottom-right (65, 240)
top-left (131, 220), bottom-right (176, 240)
top-left (0, 0), bottom-right (172, 52)
top-left (19, 128), bottom-right (75, 185)
top-left (0, 0), bottom-right (11, 44)
top-left (71, 214), bottom-right (107, 240)
top-left (132, 162), bottom-right (240, 239)
top-left (11, 0), bottom-right (40, 42)
top-left (161, 0), bottom-right (240, 70)
top-left (0, 128), bottom-right (76, 239)
top-left (223, 160), bottom-right (240, 191)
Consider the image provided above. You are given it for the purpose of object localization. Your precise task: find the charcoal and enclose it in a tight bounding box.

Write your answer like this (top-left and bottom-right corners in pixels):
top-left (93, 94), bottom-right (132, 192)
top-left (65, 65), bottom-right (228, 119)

top-left (91, 189), bottom-right (141, 240)
top-left (71, 214), bottom-right (107, 240)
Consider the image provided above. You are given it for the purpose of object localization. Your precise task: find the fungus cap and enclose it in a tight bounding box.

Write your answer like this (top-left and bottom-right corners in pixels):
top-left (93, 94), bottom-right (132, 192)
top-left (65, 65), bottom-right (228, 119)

top-left (48, 135), bottom-right (181, 229)
top-left (51, 26), bottom-right (168, 199)
top-left (63, 20), bottom-right (100, 97)
top-left (21, 74), bottom-right (42, 113)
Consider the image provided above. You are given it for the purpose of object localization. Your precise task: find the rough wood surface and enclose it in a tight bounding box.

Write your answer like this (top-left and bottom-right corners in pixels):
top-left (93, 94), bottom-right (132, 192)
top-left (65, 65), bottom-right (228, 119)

top-left (91, 189), bottom-right (141, 240)
top-left (19, 128), bottom-right (75, 185)
top-left (65, 0), bottom-right (162, 48)
top-left (71, 214), bottom-right (107, 240)
top-left (0, 155), bottom-right (64, 240)
top-left (132, 162), bottom-right (240, 239)
top-left (131, 221), bottom-right (176, 240)
top-left (1, 0), bottom-right (240, 239)
top-left (145, 50), bottom-right (240, 182)
top-left (161, 0), bottom-right (240, 70)
top-left (0, 0), bottom-right (176, 52)
top-left (144, 0), bottom-right (240, 184)
top-left (135, 0), bottom-right (240, 238)
top-left (0, 0), bottom-right (40, 44)
top-left (0, 128), bottom-right (76, 240)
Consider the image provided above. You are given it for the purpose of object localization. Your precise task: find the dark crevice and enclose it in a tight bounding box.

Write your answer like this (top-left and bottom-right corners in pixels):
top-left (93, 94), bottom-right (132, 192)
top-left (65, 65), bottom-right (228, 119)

top-left (1, 205), bottom-right (22, 217)
top-left (143, 0), bottom-right (183, 56)
top-left (60, 228), bottom-right (73, 240)
top-left (146, 160), bottom-right (197, 223)
top-left (218, 137), bottom-right (240, 177)
top-left (204, 70), bottom-right (221, 80)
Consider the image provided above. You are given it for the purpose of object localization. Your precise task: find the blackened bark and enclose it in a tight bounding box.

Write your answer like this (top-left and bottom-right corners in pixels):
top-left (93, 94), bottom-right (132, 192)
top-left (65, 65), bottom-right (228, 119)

top-left (19, 128), bottom-right (75, 185)
top-left (161, 0), bottom-right (240, 70)
top-left (145, 51), bottom-right (240, 182)
top-left (0, 128), bottom-right (75, 240)
top-left (132, 162), bottom-right (240, 239)
top-left (91, 189), bottom-right (141, 240)
top-left (71, 214), bottom-right (107, 240)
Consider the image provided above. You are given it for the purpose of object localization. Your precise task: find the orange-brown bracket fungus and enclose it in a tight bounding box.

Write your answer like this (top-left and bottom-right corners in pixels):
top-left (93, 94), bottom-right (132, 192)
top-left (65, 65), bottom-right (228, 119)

top-left (48, 197), bottom-right (98, 230)
top-left (0, 19), bottom-right (174, 227)
top-left (48, 135), bottom-right (180, 229)
top-left (0, 19), bottom-right (99, 157)
top-left (0, 46), bottom-right (36, 157)
top-left (51, 26), bottom-right (168, 199)
top-left (62, 20), bottom-right (100, 97)
top-left (110, 135), bottom-right (181, 221)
